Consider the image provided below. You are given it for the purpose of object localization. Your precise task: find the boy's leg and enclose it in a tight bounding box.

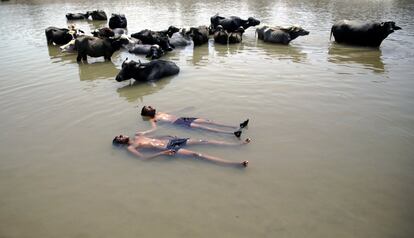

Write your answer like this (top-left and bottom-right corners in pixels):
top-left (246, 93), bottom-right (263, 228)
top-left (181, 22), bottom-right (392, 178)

top-left (187, 138), bottom-right (251, 146)
top-left (176, 149), bottom-right (248, 167)
top-left (193, 118), bottom-right (238, 129)
top-left (191, 123), bottom-right (242, 137)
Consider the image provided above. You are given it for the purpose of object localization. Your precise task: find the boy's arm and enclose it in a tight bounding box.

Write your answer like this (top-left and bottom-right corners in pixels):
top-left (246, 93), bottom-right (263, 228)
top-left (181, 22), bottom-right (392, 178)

top-left (127, 145), bottom-right (175, 160)
top-left (136, 119), bottom-right (157, 135)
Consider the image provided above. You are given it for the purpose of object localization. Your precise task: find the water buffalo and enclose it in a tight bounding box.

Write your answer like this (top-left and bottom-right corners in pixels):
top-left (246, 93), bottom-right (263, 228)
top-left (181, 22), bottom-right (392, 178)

top-left (257, 25), bottom-right (309, 44)
top-left (66, 12), bottom-right (89, 20)
top-left (131, 26), bottom-right (178, 51)
top-left (92, 27), bottom-right (115, 38)
top-left (115, 59), bottom-right (180, 82)
top-left (210, 14), bottom-right (260, 33)
top-left (213, 25), bottom-right (228, 44)
top-left (169, 30), bottom-right (193, 47)
top-left (75, 35), bottom-right (129, 62)
top-left (109, 14), bottom-right (127, 29)
top-left (330, 20), bottom-right (401, 47)
top-left (87, 10), bottom-right (107, 20)
top-left (256, 26), bottom-right (269, 40)
top-left (62, 34), bottom-right (132, 54)
top-left (152, 25), bottom-right (180, 38)
top-left (228, 26), bottom-right (245, 44)
top-left (45, 25), bottom-right (83, 45)
top-left (92, 27), bottom-right (128, 38)
top-left (187, 26), bottom-right (209, 46)
top-left (128, 44), bottom-right (164, 59)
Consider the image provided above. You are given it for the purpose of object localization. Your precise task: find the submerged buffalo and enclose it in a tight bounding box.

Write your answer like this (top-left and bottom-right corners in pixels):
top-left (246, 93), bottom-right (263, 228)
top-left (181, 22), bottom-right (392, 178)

top-left (330, 20), bottom-right (401, 47)
top-left (92, 27), bottom-right (115, 38)
top-left (87, 10), bottom-right (107, 20)
top-left (66, 12), bottom-right (89, 20)
top-left (115, 59), bottom-right (180, 82)
top-left (128, 44), bottom-right (165, 60)
top-left (228, 26), bottom-right (245, 44)
top-left (169, 30), bottom-right (193, 47)
top-left (109, 13), bottom-right (127, 29)
top-left (131, 26), bottom-right (178, 51)
top-left (210, 14), bottom-right (260, 33)
top-left (92, 27), bottom-right (128, 38)
top-left (45, 25), bottom-right (83, 45)
top-left (257, 25), bottom-right (309, 44)
top-left (187, 26), bottom-right (209, 46)
top-left (75, 35), bottom-right (129, 62)
top-left (213, 25), bottom-right (228, 44)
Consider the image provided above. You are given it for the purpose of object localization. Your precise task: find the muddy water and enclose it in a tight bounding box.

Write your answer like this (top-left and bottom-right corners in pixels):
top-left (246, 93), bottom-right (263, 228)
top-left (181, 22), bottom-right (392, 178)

top-left (0, 0), bottom-right (413, 237)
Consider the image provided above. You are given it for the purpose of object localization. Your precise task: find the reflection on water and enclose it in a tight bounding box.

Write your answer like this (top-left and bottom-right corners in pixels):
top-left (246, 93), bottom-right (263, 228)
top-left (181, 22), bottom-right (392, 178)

top-left (47, 45), bottom-right (77, 64)
top-left (328, 44), bottom-right (385, 73)
top-left (78, 61), bottom-right (119, 81)
top-left (116, 77), bottom-right (172, 102)
top-left (1, 1), bottom-right (414, 238)
top-left (188, 40), bottom-right (211, 66)
top-left (48, 45), bottom-right (120, 80)
top-left (255, 41), bottom-right (307, 63)
top-left (213, 42), bottom-right (245, 57)
top-left (85, 20), bottom-right (110, 31)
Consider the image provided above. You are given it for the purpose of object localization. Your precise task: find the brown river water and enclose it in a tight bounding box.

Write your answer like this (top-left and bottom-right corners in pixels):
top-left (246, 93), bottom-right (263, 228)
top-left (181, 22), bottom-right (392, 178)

top-left (0, 0), bottom-right (413, 237)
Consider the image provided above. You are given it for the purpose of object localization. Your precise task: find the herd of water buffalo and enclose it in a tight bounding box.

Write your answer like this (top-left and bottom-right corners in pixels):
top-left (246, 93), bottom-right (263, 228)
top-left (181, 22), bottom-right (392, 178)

top-left (45, 11), bottom-right (402, 82)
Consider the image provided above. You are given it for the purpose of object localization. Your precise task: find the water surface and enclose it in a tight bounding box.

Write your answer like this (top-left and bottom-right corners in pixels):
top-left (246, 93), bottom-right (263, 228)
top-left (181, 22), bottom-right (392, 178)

top-left (0, 0), bottom-right (414, 237)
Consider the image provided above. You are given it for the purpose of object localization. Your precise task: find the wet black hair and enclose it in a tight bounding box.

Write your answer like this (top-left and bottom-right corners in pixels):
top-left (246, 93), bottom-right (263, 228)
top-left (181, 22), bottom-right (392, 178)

top-left (141, 106), bottom-right (156, 117)
top-left (112, 136), bottom-right (129, 146)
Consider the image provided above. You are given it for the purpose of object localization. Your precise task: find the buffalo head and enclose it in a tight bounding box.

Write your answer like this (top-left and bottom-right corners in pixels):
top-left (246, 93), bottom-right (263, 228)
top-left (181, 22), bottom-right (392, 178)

top-left (380, 21), bottom-right (401, 34)
top-left (283, 26), bottom-right (309, 40)
top-left (157, 35), bottom-right (174, 51)
top-left (146, 45), bottom-right (164, 60)
top-left (92, 27), bottom-right (115, 38)
top-left (187, 26), bottom-right (209, 46)
top-left (87, 10), bottom-right (107, 20)
top-left (166, 26), bottom-right (180, 37)
top-left (116, 58), bottom-right (140, 82)
top-left (245, 17), bottom-right (261, 28)
top-left (109, 14), bottom-right (127, 29)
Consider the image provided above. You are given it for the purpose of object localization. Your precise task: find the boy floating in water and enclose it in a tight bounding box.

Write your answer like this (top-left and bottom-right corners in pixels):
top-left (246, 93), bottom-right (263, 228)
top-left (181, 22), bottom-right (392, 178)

top-left (139, 106), bottom-right (249, 137)
top-left (112, 134), bottom-right (250, 167)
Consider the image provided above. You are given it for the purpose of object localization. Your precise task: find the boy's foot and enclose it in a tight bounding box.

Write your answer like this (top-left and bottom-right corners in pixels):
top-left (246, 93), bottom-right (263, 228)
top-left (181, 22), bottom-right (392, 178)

top-left (234, 130), bottom-right (242, 138)
top-left (240, 119), bottom-right (249, 128)
top-left (242, 161), bottom-right (248, 167)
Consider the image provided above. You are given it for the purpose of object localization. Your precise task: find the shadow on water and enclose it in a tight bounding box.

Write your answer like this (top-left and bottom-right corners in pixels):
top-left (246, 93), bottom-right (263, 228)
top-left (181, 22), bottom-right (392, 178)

top-left (255, 41), bottom-right (308, 63)
top-left (78, 61), bottom-right (119, 81)
top-left (328, 44), bottom-right (385, 73)
top-left (116, 77), bottom-right (172, 103)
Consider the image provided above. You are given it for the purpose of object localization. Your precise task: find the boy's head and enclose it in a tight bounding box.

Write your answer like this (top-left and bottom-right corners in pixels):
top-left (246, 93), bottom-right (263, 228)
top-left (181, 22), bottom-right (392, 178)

top-left (112, 134), bottom-right (130, 145)
top-left (141, 105), bottom-right (156, 118)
